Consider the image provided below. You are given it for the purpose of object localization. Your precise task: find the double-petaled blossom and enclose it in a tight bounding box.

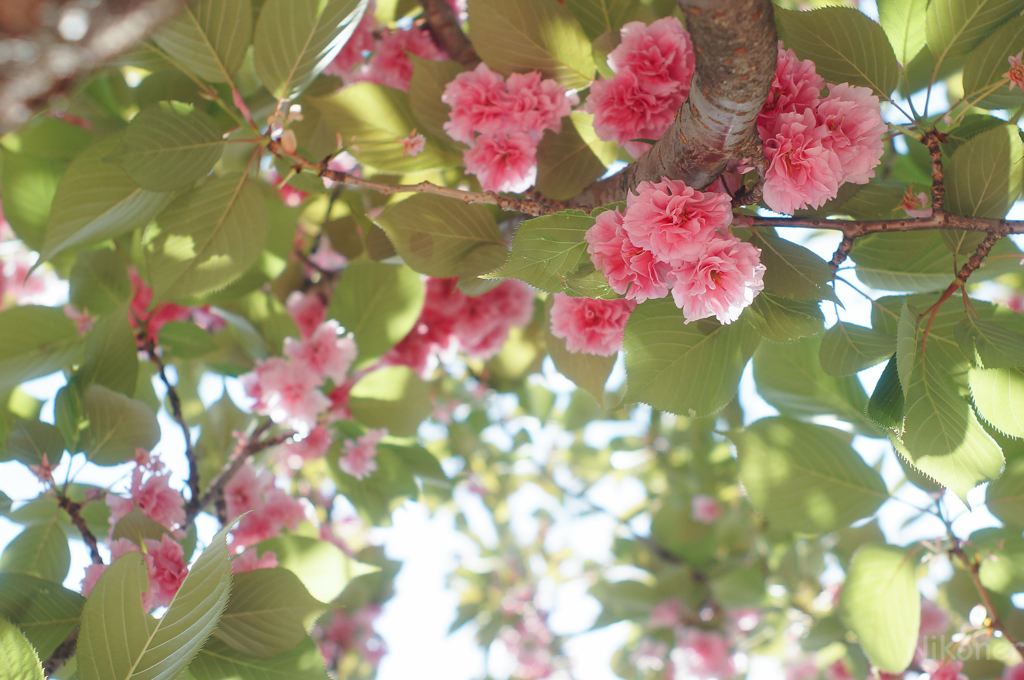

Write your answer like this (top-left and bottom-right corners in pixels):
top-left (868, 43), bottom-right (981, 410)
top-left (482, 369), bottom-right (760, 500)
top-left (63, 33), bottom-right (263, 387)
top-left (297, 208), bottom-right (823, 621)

top-left (80, 536), bottom-right (188, 611)
top-left (339, 428), bottom-right (388, 479)
top-left (761, 108), bottom-right (842, 215)
top-left (286, 290), bottom-right (326, 339)
top-left (280, 425), bottom-right (333, 463)
top-left (359, 27), bottom-right (447, 92)
top-left (816, 83), bottom-right (887, 185)
top-left (669, 233), bottom-right (766, 325)
top-left (283, 321), bottom-right (357, 384)
top-left (675, 629), bottom-right (735, 680)
top-left (585, 207), bottom-right (672, 303)
top-left (549, 294), bottom-right (636, 356)
top-left (318, 605), bottom-right (387, 667)
top-left (231, 547), bottom-right (279, 574)
top-left (622, 179), bottom-right (733, 264)
top-left (106, 452), bottom-right (186, 535)
top-left (463, 131), bottom-right (538, 194)
top-left (224, 461), bottom-right (307, 548)
top-left (757, 45), bottom-right (824, 131)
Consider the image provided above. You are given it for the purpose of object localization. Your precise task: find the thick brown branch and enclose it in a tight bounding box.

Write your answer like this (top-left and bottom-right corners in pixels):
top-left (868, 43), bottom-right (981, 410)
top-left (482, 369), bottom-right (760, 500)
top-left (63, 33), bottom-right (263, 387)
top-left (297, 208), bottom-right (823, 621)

top-left (923, 130), bottom-right (947, 215)
top-left (569, 0), bottom-right (778, 209)
top-left (418, 0), bottom-right (480, 69)
top-left (42, 629), bottom-right (78, 677)
top-left (56, 494), bottom-right (102, 565)
top-left (0, 0), bottom-right (185, 135)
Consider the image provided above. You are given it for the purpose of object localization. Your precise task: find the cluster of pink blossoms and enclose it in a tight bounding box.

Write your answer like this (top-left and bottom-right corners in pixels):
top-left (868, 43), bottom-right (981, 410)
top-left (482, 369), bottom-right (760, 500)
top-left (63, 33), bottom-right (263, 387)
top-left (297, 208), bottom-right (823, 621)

top-left (549, 294), bottom-right (636, 356)
top-left (442, 64), bottom-right (577, 193)
top-left (325, 1), bottom-right (447, 92)
top-left (757, 44), bottom-right (887, 215)
top-left (223, 460), bottom-right (307, 548)
top-left (385, 277), bottom-right (535, 376)
top-left (317, 604), bottom-right (387, 669)
top-left (105, 449), bottom-right (186, 536)
top-left (81, 535), bottom-right (188, 610)
top-left (584, 18), bottom-right (695, 158)
top-left (586, 179), bottom-right (765, 324)
top-left (339, 428), bottom-right (388, 480)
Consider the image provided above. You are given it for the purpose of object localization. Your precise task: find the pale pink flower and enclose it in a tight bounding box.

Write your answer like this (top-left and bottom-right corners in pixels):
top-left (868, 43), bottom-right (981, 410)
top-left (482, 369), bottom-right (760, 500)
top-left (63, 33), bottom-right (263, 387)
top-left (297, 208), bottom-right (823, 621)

top-left (231, 547), bottom-right (279, 574)
top-left (226, 463), bottom-right (307, 548)
top-left (106, 492), bottom-right (135, 532)
top-left (80, 538), bottom-right (140, 597)
top-left (676, 629), bottom-right (735, 680)
top-left (669, 233), bottom-right (765, 324)
top-left (324, 4), bottom-right (379, 76)
top-left (283, 321), bottom-right (357, 384)
top-left (1005, 50), bottom-right (1024, 91)
top-left (401, 130), bottom-right (427, 157)
top-left (825, 659), bottom-right (853, 680)
top-left (142, 535), bottom-right (188, 610)
top-left (817, 83), bottom-right (887, 184)
top-left (608, 18), bottom-right (694, 99)
top-left (362, 27), bottom-right (447, 92)
top-left (281, 425), bottom-right (333, 462)
top-left (463, 131), bottom-right (538, 193)
top-left (339, 428), bottom-right (388, 480)
top-left (902, 189), bottom-right (931, 218)
top-left (452, 279), bottom-right (535, 357)
top-left (585, 70), bottom-right (678, 158)
top-left (306, 237), bottom-right (348, 273)
top-left (918, 598), bottom-right (949, 637)
top-left (505, 72), bottom-right (576, 140)
top-left (224, 462), bottom-right (269, 520)
top-left (1003, 664), bottom-right (1024, 680)
top-left (286, 291), bottom-right (326, 340)
top-left (757, 44), bottom-right (825, 131)
top-left (930, 661), bottom-right (968, 680)
top-left (622, 179), bottom-right (733, 264)
top-left (241, 356), bottom-right (332, 426)
top-left (691, 494), bottom-right (722, 524)
top-left (133, 471), bottom-right (186, 532)
top-left (549, 293), bottom-right (635, 356)
top-left (319, 606), bottom-right (387, 666)
top-left (442, 63), bottom-right (511, 145)
top-left (586, 208), bottom-right (671, 303)
top-left (648, 600), bottom-right (683, 629)
top-left (760, 108), bottom-right (842, 214)
top-left (63, 305), bottom-right (96, 334)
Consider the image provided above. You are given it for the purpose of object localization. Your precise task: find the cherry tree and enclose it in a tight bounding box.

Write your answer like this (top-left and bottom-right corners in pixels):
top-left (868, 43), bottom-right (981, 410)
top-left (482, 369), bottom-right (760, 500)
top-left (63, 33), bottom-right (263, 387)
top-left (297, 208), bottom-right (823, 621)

top-left (1, 0), bottom-right (1024, 678)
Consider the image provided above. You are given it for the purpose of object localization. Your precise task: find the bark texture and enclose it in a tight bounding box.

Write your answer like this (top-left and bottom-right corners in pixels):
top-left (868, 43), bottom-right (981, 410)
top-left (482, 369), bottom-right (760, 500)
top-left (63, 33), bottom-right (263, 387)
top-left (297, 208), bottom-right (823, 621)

top-left (569, 0), bottom-right (778, 210)
top-left (0, 0), bottom-right (185, 135)
top-left (418, 0), bottom-right (480, 68)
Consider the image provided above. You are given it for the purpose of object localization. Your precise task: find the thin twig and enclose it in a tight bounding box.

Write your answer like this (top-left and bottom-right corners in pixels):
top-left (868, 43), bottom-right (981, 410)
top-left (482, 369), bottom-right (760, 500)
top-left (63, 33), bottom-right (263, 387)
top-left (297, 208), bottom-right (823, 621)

top-left (56, 494), bottom-right (102, 565)
top-left (746, 214), bottom-right (1024, 236)
top-left (949, 539), bottom-right (1024, 650)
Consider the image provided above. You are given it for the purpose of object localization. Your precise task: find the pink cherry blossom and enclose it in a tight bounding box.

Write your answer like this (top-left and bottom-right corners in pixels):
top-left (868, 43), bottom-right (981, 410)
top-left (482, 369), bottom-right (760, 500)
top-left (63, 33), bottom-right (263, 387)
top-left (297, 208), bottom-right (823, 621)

top-left (691, 494), bottom-right (722, 524)
top-left (133, 471), bottom-right (186, 532)
top-left (669, 233), bottom-right (765, 324)
top-left (361, 26), bottom-right (447, 92)
top-left (319, 605), bottom-right (387, 667)
top-left (676, 629), bottom-right (735, 680)
top-left (452, 279), bottom-right (535, 356)
top-left (918, 598), bottom-right (950, 637)
top-left (1003, 664), bottom-right (1024, 680)
top-left (930, 661), bottom-right (968, 680)
top-left (281, 425), bottom-right (333, 462)
top-left (757, 44), bottom-right (825, 131)
top-left (648, 600), bottom-right (683, 629)
top-left (549, 293), bottom-right (636, 356)
top-left (231, 547), bottom-right (279, 574)
top-left (401, 130), bottom-right (427, 157)
top-left (585, 207), bottom-right (671, 303)
top-left (283, 321), bottom-right (358, 384)
top-left (1005, 50), bottom-right (1024, 91)
top-left (464, 131), bottom-right (538, 193)
top-left (143, 535), bottom-right (188, 610)
top-left (339, 428), bottom-right (388, 479)
top-left (902, 189), bottom-right (931, 218)
top-left (622, 179), bottom-right (733, 264)
top-left (80, 538), bottom-right (140, 597)
top-left (760, 108), bottom-right (842, 214)
top-left (825, 659), bottom-right (853, 680)
top-left (817, 83), bottom-right (887, 184)
top-left (608, 18), bottom-right (694, 99)
top-left (225, 463), bottom-right (307, 548)
top-left (505, 72), bottom-right (576, 140)
top-left (241, 356), bottom-right (332, 426)
top-left (224, 462), bottom-right (268, 520)
top-left (307, 237), bottom-right (348, 273)
top-left (106, 492), bottom-right (135, 531)
top-left (442, 63), bottom-right (512, 145)
top-left (324, 4), bottom-right (379, 76)
top-left (585, 70), bottom-right (678, 158)
top-left (286, 290), bottom-right (326, 340)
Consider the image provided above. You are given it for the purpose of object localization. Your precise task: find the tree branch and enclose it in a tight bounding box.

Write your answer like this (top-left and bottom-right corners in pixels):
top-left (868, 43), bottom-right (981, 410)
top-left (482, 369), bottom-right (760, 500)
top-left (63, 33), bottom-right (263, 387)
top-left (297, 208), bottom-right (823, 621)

top-left (746, 214), bottom-right (1024, 236)
top-left (0, 0), bottom-right (186, 135)
top-left (568, 0), bottom-right (778, 210)
top-left (417, 0), bottom-right (480, 69)
top-left (42, 629), bottom-right (78, 677)
top-left (56, 493), bottom-right (102, 565)
top-left (949, 540), bottom-right (1024, 651)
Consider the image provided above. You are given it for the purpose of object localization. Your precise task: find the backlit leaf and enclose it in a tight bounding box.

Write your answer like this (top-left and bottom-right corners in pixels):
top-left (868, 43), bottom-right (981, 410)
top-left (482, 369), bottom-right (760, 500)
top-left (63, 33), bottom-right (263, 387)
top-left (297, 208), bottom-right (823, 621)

top-left (81, 384), bottom-right (161, 466)
top-left (0, 519), bottom-right (70, 584)
top-left (819, 321), bottom-right (896, 376)
top-left (0, 306), bottom-right (82, 392)
top-left (961, 17), bottom-right (1024, 109)
top-left (0, 573), bottom-right (84, 661)
top-left (945, 124), bottom-right (1024, 219)
top-left (969, 366), bottom-right (1024, 438)
top-left (152, 0), bottom-right (253, 83)
top-left (490, 210), bottom-right (593, 293)
top-left (0, 615), bottom-right (44, 680)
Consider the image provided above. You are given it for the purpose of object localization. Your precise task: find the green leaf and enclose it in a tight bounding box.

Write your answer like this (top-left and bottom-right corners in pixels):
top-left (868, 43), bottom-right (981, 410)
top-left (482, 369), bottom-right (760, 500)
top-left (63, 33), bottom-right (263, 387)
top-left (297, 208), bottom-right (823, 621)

top-left (0, 306), bottom-right (83, 392)
top-left (255, 535), bottom-right (376, 604)
top-left (563, 0), bottom-right (638, 39)
top-left (151, 0), bottom-right (253, 83)
top-left (77, 523), bottom-right (234, 680)
top-left (112, 104), bottom-right (226, 191)
top-left (0, 615), bottom-right (45, 680)
top-left (819, 321), bottom-right (896, 376)
top-left (969, 367), bottom-right (1024, 438)
top-left (111, 508), bottom-right (172, 546)
top-left (0, 151), bottom-right (64, 251)
top-left (327, 262), bottom-right (425, 366)
top-left (490, 210), bottom-right (593, 293)
top-left (374, 194), bottom-right (504, 277)
top-left (69, 249), bottom-right (132, 316)
top-left (253, 0), bottom-right (368, 100)
top-left (348, 366), bottom-right (433, 436)
top-left (535, 124), bottom-right (609, 201)
top-left (80, 310), bottom-right (139, 396)
top-left (749, 232), bottom-right (836, 302)
top-left (81, 384), bottom-right (161, 466)
top-left (0, 519), bottom-right (71, 584)
top-left (945, 125), bottom-right (1024, 219)
top-left (158, 321), bottom-right (219, 359)
top-left (840, 544), bottom-right (920, 674)
top-left (744, 293), bottom-right (825, 343)
top-left (0, 573), bottom-right (85, 661)
top-left (776, 7), bottom-right (901, 97)
top-left (902, 335), bottom-right (1004, 503)
top-left (145, 173), bottom-right (269, 302)
top-left (4, 421), bottom-right (64, 466)
top-left (896, 301), bottom-right (918, 398)
top-left (754, 335), bottom-right (880, 435)
top-left (624, 300), bottom-right (761, 417)
top-left (468, 0), bottom-right (596, 89)
top-left (309, 85), bottom-right (460, 172)
top-left (986, 456), bottom-right (1024, 529)
top-left (457, 244), bottom-right (507, 295)
top-left (866, 355), bottom-right (905, 430)
top-left (328, 437), bottom-right (439, 523)
top-left (850, 231), bottom-right (955, 292)
top-left (407, 56), bottom-right (467, 145)
top-left (190, 636), bottom-right (329, 680)
top-left (878, 0), bottom-right (928, 65)
top-left (571, 112), bottom-right (619, 166)
top-left (961, 17), bottom-right (1024, 109)
top-left (41, 136), bottom-right (175, 262)
top-left (955, 317), bottom-right (1024, 368)
top-left (926, 0), bottom-right (1024, 63)
top-left (214, 568), bottom-right (325, 658)
top-left (544, 298), bottom-right (616, 402)
top-left (736, 417), bottom-right (889, 534)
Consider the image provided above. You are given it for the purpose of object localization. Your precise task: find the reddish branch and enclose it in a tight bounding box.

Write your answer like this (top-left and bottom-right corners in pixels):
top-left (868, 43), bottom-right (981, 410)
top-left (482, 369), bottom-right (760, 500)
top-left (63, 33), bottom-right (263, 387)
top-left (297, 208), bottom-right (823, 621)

top-left (418, 0), bottom-right (480, 68)
top-left (56, 493), bottom-right (102, 565)
top-left (949, 540), bottom-right (1024, 651)
top-left (568, 0), bottom-right (778, 209)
